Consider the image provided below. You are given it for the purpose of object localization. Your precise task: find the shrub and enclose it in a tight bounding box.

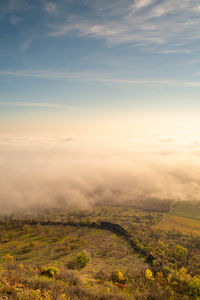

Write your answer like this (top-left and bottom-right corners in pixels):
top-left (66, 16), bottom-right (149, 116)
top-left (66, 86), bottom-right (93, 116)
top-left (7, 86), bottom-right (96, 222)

top-left (111, 271), bottom-right (126, 284)
top-left (145, 269), bottom-right (154, 281)
top-left (173, 245), bottom-right (188, 266)
top-left (189, 275), bottom-right (200, 296)
top-left (75, 250), bottom-right (90, 269)
top-left (41, 266), bottom-right (59, 277)
top-left (3, 254), bottom-right (14, 264)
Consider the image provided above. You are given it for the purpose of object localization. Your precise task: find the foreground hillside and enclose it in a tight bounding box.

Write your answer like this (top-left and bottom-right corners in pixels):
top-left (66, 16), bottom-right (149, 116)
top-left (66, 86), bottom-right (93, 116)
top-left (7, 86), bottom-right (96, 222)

top-left (0, 200), bottom-right (200, 299)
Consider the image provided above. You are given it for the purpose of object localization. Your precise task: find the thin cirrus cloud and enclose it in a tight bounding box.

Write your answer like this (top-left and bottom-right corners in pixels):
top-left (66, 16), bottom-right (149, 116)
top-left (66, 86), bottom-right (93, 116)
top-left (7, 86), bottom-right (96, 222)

top-left (0, 0), bottom-right (30, 23)
top-left (0, 101), bottom-right (76, 109)
top-left (20, 37), bottom-right (34, 53)
top-left (44, 1), bottom-right (57, 14)
top-left (47, 0), bottom-right (200, 48)
top-left (1, 69), bottom-right (200, 87)
top-left (133, 0), bottom-right (155, 10)
top-left (2, 0), bottom-right (200, 51)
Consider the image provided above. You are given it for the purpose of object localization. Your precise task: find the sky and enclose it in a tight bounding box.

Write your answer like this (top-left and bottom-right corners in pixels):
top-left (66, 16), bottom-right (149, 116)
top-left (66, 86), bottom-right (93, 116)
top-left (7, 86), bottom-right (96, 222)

top-left (1, 0), bottom-right (200, 136)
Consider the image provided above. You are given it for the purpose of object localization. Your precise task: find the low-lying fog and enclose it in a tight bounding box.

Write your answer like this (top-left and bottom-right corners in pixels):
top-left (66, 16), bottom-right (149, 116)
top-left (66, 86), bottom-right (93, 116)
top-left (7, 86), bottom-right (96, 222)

top-left (1, 135), bottom-right (200, 214)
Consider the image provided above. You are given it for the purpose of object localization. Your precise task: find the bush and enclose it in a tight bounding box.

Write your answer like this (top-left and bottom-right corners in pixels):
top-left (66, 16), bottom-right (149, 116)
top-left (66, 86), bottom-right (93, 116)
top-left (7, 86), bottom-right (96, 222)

top-left (3, 254), bottom-right (14, 264)
top-left (75, 251), bottom-right (90, 269)
top-left (190, 275), bottom-right (200, 296)
top-left (41, 266), bottom-right (59, 277)
top-left (111, 271), bottom-right (126, 284)
top-left (145, 269), bottom-right (154, 281)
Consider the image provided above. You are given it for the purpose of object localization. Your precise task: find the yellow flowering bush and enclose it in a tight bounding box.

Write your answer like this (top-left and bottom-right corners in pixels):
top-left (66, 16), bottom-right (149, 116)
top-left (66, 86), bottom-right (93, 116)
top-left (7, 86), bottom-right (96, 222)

top-left (145, 269), bottom-right (154, 281)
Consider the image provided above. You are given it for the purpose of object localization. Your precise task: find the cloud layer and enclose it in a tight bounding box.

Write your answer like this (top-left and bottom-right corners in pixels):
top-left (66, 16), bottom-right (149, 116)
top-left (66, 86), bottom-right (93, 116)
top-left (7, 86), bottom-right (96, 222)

top-left (1, 70), bottom-right (200, 87)
top-left (1, 135), bottom-right (200, 214)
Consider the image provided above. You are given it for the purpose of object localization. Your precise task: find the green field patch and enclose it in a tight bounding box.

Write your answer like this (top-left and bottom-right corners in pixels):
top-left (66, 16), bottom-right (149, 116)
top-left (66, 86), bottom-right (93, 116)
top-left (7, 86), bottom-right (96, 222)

top-left (171, 201), bottom-right (200, 221)
top-left (153, 215), bottom-right (200, 235)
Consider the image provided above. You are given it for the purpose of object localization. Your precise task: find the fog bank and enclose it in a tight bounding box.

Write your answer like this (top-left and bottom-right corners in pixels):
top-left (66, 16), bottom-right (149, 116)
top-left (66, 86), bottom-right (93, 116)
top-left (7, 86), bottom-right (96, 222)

top-left (1, 135), bottom-right (200, 214)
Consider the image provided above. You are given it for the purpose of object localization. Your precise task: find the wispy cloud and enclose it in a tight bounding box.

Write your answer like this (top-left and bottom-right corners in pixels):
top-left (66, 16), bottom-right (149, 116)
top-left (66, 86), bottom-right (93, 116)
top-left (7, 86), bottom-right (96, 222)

top-left (0, 101), bottom-right (76, 109)
top-left (1, 69), bottom-right (200, 88)
top-left (178, 59), bottom-right (200, 67)
top-left (2, 0), bottom-right (200, 52)
top-left (133, 0), bottom-right (155, 10)
top-left (46, 0), bottom-right (200, 50)
top-left (0, 0), bottom-right (31, 24)
top-left (20, 37), bottom-right (34, 53)
top-left (44, 1), bottom-right (57, 14)
top-left (158, 49), bottom-right (193, 55)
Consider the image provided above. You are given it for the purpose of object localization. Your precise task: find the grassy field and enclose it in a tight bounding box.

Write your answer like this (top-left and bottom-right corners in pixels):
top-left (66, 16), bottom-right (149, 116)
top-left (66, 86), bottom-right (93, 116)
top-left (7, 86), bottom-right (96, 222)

top-left (153, 215), bottom-right (200, 236)
top-left (152, 201), bottom-right (200, 236)
top-left (171, 201), bottom-right (200, 221)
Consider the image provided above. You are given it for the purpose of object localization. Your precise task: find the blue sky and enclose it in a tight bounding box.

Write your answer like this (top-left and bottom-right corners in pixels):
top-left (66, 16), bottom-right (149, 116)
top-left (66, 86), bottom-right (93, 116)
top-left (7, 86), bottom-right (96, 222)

top-left (1, 0), bottom-right (200, 136)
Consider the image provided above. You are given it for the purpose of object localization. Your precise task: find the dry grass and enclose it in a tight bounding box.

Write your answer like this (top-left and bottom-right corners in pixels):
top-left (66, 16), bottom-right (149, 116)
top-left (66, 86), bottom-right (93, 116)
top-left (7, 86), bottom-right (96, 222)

top-left (153, 215), bottom-right (200, 236)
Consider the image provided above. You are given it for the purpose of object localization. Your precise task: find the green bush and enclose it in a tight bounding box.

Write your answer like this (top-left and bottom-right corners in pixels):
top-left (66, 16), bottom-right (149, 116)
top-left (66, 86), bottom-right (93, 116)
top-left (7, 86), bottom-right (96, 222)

top-left (75, 250), bottom-right (90, 269)
top-left (41, 266), bottom-right (59, 277)
top-left (189, 275), bottom-right (200, 296)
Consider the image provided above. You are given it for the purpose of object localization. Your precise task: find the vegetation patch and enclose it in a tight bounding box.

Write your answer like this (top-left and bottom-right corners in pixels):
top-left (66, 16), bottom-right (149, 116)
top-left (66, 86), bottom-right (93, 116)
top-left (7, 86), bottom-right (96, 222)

top-left (171, 201), bottom-right (200, 221)
top-left (153, 215), bottom-right (200, 236)
top-left (0, 201), bottom-right (200, 299)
